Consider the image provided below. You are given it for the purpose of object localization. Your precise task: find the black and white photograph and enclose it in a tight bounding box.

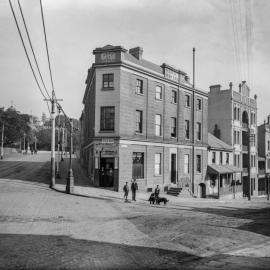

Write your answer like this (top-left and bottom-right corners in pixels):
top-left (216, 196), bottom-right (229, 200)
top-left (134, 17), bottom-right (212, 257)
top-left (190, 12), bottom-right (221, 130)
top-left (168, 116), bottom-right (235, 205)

top-left (0, 0), bottom-right (270, 269)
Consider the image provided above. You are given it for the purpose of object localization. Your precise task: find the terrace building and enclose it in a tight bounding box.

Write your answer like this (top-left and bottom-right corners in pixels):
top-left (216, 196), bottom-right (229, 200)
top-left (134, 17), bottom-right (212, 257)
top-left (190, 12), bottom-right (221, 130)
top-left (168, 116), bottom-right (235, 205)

top-left (81, 45), bottom-right (208, 196)
top-left (208, 82), bottom-right (258, 197)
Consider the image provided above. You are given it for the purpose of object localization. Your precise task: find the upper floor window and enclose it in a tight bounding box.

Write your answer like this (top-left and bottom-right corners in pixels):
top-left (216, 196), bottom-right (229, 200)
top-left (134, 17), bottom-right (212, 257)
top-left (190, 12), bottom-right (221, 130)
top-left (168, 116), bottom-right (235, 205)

top-left (155, 114), bottom-right (162, 136)
top-left (185, 94), bottom-right (191, 107)
top-left (102, 74), bottom-right (114, 89)
top-left (100, 106), bottom-right (115, 131)
top-left (268, 141), bottom-right (270, 151)
top-left (136, 79), bottom-right (143, 94)
top-left (212, 152), bottom-right (216, 164)
top-left (196, 122), bottom-right (201, 141)
top-left (197, 98), bottom-right (202, 110)
top-left (171, 90), bottom-right (177, 103)
top-left (220, 152), bottom-right (223, 164)
top-left (171, 117), bottom-right (176, 137)
top-left (155, 86), bottom-right (162, 100)
top-left (136, 110), bottom-right (143, 133)
top-left (185, 120), bottom-right (190, 139)
top-left (196, 155), bottom-right (201, 173)
top-left (132, 152), bottom-right (144, 179)
top-left (226, 153), bottom-right (229, 164)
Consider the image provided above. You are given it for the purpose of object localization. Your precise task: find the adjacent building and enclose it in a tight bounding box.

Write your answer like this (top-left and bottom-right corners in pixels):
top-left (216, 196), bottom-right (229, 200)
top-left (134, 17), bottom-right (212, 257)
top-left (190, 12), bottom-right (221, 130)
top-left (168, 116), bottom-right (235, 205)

top-left (206, 133), bottom-right (242, 198)
top-left (208, 82), bottom-right (258, 197)
top-left (257, 115), bottom-right (270, 195)
top-left (81, 45), bottom-right (208, 196)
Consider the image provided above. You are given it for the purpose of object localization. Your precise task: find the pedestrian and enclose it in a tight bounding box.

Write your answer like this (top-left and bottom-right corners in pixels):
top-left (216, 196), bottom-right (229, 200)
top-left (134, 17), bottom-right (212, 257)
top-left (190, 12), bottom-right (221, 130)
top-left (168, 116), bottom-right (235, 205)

top-left (131, 178), bottom-right (138, 201)
top-left (123, 182), bottom-right (129, 202)
top-left (154, 185), bottom-right (160, 200)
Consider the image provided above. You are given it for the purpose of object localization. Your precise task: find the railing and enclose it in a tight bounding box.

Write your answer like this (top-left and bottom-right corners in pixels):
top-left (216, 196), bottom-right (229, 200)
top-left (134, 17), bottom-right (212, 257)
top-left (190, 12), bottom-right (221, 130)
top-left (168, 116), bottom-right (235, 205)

top-left (242, 145), bottom-right (248, 151)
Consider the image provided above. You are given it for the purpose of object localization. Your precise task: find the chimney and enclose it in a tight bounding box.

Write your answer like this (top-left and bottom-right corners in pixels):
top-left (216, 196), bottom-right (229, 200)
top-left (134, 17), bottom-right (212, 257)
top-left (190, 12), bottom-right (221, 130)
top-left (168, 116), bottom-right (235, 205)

top-left (239, 83), bottom-right (242, 93)
top-left (209, 84), bottom-right (221, 93)
top-left (129, 47), bottom-right (143, 60)
top-left (229, 82), bottom-right (233, 90)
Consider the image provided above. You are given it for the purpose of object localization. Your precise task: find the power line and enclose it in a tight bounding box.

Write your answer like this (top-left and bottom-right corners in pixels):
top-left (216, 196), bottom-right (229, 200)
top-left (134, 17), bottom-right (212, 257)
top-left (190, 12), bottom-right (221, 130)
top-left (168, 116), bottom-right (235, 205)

top-left (9, 0), bottom-right (51, 114)
top-left (17, 0), bottom-right (51, 101)
top-left (40, 0), bottom-right (55, 96)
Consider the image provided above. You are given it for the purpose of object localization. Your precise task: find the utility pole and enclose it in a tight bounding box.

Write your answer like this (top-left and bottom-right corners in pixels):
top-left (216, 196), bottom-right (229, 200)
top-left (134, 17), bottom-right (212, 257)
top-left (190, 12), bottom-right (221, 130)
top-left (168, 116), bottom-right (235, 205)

top-left (23, 133), bottom-right (26, 152)
top-left (192, 47), bottom-right (195, 195)
top-left (61, 123), bottom-right (65, 161)
top-left (56, 106), bottom-right (61, 178)
top-left (66, 118), bottom-right (74, 194)
top-left (248, 128), bottom-right (252, 201)
top-left (1, 123), bottom-right (4, 160)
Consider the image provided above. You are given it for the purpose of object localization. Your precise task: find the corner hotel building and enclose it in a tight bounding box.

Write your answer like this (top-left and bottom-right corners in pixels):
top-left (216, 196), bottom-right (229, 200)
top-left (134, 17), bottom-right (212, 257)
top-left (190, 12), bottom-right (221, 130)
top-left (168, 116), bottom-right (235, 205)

top-left (81, 45), bottom-right (208, 196)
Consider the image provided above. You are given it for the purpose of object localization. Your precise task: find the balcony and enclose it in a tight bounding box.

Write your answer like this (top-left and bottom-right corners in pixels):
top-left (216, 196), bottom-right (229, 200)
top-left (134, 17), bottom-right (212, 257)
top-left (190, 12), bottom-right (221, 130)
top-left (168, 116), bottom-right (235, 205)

top-left (242, 145), bottom-right (248, 152)
top-left (242, 123), bottom-right (248, 129)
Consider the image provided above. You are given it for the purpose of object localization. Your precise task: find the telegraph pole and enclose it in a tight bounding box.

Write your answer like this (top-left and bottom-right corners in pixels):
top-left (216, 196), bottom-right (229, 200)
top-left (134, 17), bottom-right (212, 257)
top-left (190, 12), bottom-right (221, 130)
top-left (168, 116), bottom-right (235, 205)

top-left (56, 106), bottom-right (61, 178)
top-left (192, 47), bottom-right (195, 195)
top-left (1, 123), bottom-right (4, 160)
top-left (61, 122), bottom-right (65, 161)
top-left (66, 118), bottom-right (74, 194)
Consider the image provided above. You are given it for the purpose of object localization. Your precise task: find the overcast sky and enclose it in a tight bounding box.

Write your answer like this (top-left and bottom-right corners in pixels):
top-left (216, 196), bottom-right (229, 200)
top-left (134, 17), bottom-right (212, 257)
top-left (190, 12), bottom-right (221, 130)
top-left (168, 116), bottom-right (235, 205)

top-left (0, 0), bottom-right (269, 123)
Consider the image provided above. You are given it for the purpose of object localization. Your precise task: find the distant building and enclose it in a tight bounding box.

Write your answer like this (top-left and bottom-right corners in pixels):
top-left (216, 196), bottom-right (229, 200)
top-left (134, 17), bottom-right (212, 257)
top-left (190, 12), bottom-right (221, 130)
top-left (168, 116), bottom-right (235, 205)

top-left (208, 81), bottom-right (258, 197)
top-left (207, 133), bottom-right (241, 199)
top-left (81, 45), bottom-right (208, 195)
top-left (257, 115), bottom-right (270, 195)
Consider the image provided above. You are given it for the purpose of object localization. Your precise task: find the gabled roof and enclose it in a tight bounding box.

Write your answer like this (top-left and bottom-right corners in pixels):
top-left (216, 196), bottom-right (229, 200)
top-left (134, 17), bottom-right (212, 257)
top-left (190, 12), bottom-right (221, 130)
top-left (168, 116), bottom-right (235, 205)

top-left (208, 133), bottom-right (232, 151)
top-left (208, 164), bottom-right (242, 174)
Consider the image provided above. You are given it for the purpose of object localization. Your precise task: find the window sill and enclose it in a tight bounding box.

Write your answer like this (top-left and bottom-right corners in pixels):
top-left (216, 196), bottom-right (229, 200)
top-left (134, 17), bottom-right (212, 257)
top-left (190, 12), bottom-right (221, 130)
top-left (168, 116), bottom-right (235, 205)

top-left (171, 102), bottom-right (177, 105)
top-left (170, 136), bottom-right (177, 139)
top-left (99, 130), bottom-right (115, 133)
top-left (135, 92), bottom-right (144, 96)
top-left (154, 174), bottom-right (162, 177)
top-left (135, 132), bottom-right (144, 135)
top-left (101, 87), bottom-right (114, 91)
top-left (184, 106), bottom-right (191, 109)
top-left (155, 98), bottom-right (163, 101)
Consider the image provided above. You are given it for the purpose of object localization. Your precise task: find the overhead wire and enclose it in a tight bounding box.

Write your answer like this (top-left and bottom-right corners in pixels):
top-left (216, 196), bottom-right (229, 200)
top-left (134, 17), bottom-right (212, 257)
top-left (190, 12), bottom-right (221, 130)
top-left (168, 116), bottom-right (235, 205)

top-left (9, 0), bottom-right (51, 115)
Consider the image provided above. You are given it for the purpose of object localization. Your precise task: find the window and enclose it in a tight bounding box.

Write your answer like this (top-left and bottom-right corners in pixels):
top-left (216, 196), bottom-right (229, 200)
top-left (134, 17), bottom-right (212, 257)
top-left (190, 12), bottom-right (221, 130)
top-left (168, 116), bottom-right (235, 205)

top-left (136, 110), bottom-right (143, 133)
top-left (220, 176), bottom-right (223, 188)
top-left (234, 106), bottom-right (237, 120)
top-left (185, 94), bottom-right (190, 107)
top-left (267, 159), bottom-right (270, 169)
top-left (212, 152), bottom-right (216, 164)
top-left (171, 90), bottom-right (177, 103)
top-left (102, 74), bottom-right (114, 89)
top-left (185, 120), bottom-right (190, 139)
top-left (136, 79), bottom-right (143, 94)
top-left (220, 152), bottom-right (223, 164)
top-left (184, 154), bottom-right (189, 174)
top-left (100, 107), bottom-right (115, 131)
top-left (171, 117), bottom-right (176, 137)
top-left (155, 153), bottom-right (162, 175)
top-left (197, 98), bottom-right (202, 110)
top-left (237, 108), bottom-right (240, 120)
top-left (132, 152), bottom-right (144, 179)
top-left (268, 141), bottom-right (270, 151)
top-left (155, 86), bottom-right (162, 100)
top-left (155, 114), bottom-right (162, 136)
top-left (197, 122), bottom-right (201, 141)
top-left (196, 155), bottom-right (201, 173)
top-left (226, 153), bottom-right (229, 164)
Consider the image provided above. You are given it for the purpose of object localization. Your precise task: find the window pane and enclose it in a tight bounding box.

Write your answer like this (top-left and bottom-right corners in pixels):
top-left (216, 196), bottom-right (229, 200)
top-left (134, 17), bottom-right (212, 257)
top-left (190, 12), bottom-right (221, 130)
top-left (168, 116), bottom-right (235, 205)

top-left (156, 86), bottom-right (162, 99)
top-left (100, 107), bottom-right (115, 130)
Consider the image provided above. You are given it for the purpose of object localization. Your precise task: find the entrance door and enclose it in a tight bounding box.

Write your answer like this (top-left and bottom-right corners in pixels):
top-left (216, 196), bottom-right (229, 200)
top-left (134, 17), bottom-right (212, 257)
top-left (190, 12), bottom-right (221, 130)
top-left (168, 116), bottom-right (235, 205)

top-left (171, 153), bottom-right (177, 184)
top-left (100, 158), bottom-right (114, 187)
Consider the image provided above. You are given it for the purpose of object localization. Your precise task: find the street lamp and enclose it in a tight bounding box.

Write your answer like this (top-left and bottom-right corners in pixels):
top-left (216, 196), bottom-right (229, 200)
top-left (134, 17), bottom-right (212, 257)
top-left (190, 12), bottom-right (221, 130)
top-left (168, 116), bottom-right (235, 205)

top-left (66, 118), bottom-right (74, 194)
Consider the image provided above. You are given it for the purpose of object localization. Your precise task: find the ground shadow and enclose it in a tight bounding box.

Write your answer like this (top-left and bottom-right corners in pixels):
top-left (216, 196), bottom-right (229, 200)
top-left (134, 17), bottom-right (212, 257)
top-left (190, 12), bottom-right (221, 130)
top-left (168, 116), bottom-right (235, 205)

top-left (0, 233), bottom-right (269, 270)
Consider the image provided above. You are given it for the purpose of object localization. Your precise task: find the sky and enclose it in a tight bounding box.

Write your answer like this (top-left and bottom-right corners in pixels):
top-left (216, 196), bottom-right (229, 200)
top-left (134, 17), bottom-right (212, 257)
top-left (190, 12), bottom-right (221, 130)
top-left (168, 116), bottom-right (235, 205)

top-left (0, 0), bottom-right (269, 124)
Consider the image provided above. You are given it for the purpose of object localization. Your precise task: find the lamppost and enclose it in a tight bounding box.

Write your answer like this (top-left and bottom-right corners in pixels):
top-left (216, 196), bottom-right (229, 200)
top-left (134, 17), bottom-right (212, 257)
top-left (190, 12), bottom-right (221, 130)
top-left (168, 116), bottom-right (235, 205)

top-left (1, 122), bottom-right (4, 160)
top-left (66, 118), bottom-right (74, 194)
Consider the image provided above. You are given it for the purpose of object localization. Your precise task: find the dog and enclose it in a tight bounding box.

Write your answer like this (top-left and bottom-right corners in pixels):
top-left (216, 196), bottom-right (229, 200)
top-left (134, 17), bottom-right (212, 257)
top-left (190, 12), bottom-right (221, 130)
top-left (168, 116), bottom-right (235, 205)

top-left (156, 197), bottom-right (169, 205)
top-left (148, 193), bottom-right (156, 204)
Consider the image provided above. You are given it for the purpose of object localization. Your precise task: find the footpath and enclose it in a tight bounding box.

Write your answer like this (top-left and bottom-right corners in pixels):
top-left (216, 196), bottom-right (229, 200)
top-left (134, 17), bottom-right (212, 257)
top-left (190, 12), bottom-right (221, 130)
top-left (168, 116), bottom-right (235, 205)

top-left (54, 157), bottom-right (269, 207)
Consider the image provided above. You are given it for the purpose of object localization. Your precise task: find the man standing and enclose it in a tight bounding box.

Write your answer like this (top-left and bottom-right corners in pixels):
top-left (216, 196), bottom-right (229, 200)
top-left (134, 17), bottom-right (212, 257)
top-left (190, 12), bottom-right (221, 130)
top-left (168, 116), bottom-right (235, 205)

top-left (123, 182), bottom-right (129, 202)
top-left (131, 179), bottom-right (138, 201)
top-left (154, 185), bottom-right (160, 199)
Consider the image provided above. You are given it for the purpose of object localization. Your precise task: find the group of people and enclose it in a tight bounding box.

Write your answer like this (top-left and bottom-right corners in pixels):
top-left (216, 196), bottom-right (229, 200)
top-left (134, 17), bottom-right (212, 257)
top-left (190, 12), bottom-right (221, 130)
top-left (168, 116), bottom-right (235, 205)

top-left (123, 180), bottom-right (160, 202)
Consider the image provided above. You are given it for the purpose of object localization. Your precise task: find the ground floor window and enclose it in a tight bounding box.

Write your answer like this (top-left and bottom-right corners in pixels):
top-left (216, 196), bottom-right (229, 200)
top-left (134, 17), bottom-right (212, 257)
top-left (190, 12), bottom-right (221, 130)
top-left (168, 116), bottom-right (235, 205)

top-left (155, 153), bottom-right (162, 176)
top-left (132, 152), bottom-right (144, 179)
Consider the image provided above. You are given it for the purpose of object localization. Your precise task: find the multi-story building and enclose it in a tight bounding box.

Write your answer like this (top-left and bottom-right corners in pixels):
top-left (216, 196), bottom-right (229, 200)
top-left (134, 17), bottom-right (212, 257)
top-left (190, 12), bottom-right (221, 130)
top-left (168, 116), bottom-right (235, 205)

top-left (257, 116), bottom-right (270, 196)
top-left (81, 45), bottom-right (208, 195)
top-left (208, 82), bottom-right (258, 197)
top-left (207, 133), bottom-right (241, 198)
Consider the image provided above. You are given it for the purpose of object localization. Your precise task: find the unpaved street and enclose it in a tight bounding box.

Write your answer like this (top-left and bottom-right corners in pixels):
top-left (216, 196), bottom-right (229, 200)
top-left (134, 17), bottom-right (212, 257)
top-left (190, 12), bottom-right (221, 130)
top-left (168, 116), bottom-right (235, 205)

top-left (0, 152), bottom-right (270, 269)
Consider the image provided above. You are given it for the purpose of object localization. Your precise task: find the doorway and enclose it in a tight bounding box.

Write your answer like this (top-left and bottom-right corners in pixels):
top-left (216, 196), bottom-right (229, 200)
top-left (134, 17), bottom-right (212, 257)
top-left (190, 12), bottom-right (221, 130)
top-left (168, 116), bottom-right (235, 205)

top-left (199, 183), bottom-right (206, 198)
top-left (100, 158), bottom-right (114, 187)
top-left (171, 153), bottom-right (177, 184)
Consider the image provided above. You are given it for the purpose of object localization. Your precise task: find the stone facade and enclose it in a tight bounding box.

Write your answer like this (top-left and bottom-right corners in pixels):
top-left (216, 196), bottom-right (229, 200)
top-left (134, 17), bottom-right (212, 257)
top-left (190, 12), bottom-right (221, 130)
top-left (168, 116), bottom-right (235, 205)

top-left (81, 45), bottom-right (208, 196)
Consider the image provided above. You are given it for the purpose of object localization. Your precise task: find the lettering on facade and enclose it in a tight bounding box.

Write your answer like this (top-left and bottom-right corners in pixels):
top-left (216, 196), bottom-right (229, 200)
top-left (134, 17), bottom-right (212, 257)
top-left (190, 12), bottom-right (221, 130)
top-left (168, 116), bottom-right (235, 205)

top-left (100, 52), bottom-right (116, 63)
top-left (101, 138), bottom-right (115, 144)
top-left (164, 68), bottom-right (179, 82)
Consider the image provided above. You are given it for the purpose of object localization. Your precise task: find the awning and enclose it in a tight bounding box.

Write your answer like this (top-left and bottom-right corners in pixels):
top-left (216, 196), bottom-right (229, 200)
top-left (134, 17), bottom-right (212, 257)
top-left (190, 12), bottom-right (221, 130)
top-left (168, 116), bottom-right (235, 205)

top-left (207, 164), bottom-right (242, 175)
